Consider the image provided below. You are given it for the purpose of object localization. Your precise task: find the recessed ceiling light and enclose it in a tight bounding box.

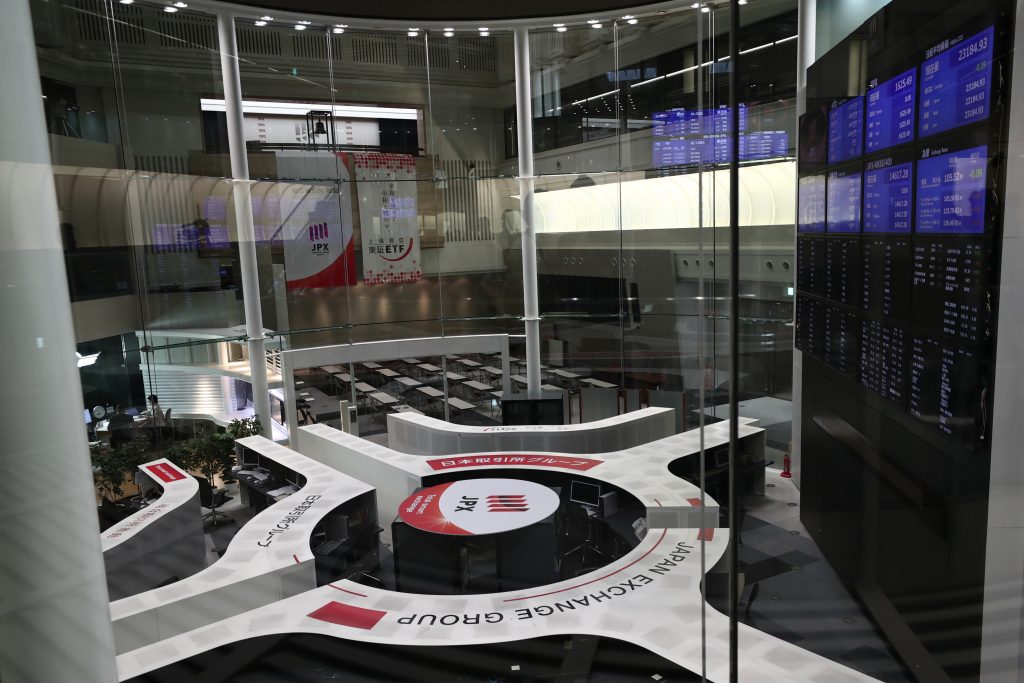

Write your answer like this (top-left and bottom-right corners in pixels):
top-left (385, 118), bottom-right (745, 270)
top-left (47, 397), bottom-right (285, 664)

top-left (163, 6), bottom-right (178, 12)
top-left (553, 23), bottom-right (565, 27)
top-left (294, 24), bottom-right (306, 30)
top-left (444, 31), bottom-right (454, 37)
top-left (298, 20), bottom-right (311, 24)
top-left (480, 30), bottom-right (490, 36)
top-left (260, 15), bottom-right (273, 20)
top-left (691, 2), bottom-right (700, 7)
top-left (627, 18), bottom-right (638, 24)
top-left (335, 23), bottom-right (347, 27)
top-left (255, 20), bottom-right (267, 26)
top-left (701, 5), bottom-right (711, 12)
top-left (443, 26), bottom-right (454, 31)
top-left (556, 26), bottom-right (567, 32)
top-left (119, 0), bottom-right (134, 4)
top-left (408, 30), bottom-right (418, 36)
top-left (173, 1), bottom-right (186, 6)
top-left (586, 19), bottom-right (599, 24)
top-left (332, 26), bottom-right (344, 33)
top-left (592, 23), bottom-right (603, 28)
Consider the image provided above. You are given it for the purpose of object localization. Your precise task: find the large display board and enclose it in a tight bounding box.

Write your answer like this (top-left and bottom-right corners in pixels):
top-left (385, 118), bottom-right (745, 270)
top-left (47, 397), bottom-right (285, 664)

top-left (796, 1), bottom-right (1012, 679)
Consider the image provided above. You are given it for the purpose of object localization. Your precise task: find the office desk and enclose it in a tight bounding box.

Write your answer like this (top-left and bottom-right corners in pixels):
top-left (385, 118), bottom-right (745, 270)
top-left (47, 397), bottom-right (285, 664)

top-left (376, 368), bottom-right (400, 379)
top-left (362, 361), bottom-right (382, 370)
top-left (101, 459), bottom-right (204, 601)
top-left (395, 376), bottom-right (422, 388)
top-left (510, 374), bottom-right (528, 385)
top-left (370, 392), bottom-right (398, 409)
top-left (416, 386), bottom-right (444, 399)
top-left (320, 365), bottom-right (344, 375)
top-left (391, 404), bottom-right (422, 415)
top-left (418, 363), bottom-right (441, 373)
top-left (354, 382), bottom-right (375, 393)
top-left (447, 397), bottom-right (476, 412)
top-left (445, 371), bottom-right (466, 382)
top-left (480, 365), bottom-right (502, 377)
top-left (582, 378), bottom-right (617, 389)
top-left (551, 369), bottom-right (580, 379)
top-left (457, 358), bottom-right (482, 368)
top-left (401, 358), bottom-right (422, 365)
top-left (332, 372), bottom-right (353, 383)
top-left (463, 380), bottom-right (492, 393)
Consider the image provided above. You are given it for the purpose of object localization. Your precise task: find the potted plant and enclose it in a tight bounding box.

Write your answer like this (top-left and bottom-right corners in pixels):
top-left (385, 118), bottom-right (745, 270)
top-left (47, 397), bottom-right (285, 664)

top-left (91, 440), bottom-right (147, 503)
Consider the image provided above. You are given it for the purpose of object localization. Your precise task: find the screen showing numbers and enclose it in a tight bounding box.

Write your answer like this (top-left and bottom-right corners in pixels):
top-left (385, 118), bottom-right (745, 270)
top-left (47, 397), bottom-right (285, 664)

top-left (863, 159), bottom-right (913, 233)
top-left (916, 145), bottom-right (987, 234)
top-left (866, 67), bottom-right (916, 152)
top-left (828, 97), bottom-right (864, 164)
top-left (919, 26), bottom-right (994, 137)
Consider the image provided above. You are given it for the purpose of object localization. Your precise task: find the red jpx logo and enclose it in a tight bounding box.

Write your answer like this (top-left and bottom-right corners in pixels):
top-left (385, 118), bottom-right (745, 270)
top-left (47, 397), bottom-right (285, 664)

top-left (487, 495), bottom-right (528, 512)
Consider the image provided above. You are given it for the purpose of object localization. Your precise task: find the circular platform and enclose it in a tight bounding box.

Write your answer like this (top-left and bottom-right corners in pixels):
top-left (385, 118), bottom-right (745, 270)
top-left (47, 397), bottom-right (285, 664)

top-left (398, 478), bottom-right (559, 536)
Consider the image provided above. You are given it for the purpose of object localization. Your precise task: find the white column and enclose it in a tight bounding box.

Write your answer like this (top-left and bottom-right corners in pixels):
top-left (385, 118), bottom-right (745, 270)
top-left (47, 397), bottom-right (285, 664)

top-left (514, 28), bottom-right (542, 398)
top-left (0, 1), bottom-right (119, 681)
top-left (217, 13), bottom-right (273, 438)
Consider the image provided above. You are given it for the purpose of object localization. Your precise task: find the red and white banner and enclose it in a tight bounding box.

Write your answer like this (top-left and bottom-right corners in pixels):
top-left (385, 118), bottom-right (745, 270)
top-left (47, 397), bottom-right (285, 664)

top-left (277, 152), bottom-right (356, 289)
top-left (398, 479), bottom-right (560, 536)
top-left (351, 152), bottom-right (421, 285)
top-left (426, 454), bottom-right (603, 472)
top-left (145, 462), bottom-right (186, 483)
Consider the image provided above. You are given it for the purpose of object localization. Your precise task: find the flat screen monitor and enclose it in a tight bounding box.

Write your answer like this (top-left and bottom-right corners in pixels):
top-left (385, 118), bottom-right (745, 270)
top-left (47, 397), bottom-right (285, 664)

top-left (863, 156), bottom-right (913, 233)
top-left (866, 67), bottom-right (916, 152)
top-left (826, 167), bottom-right (862, 233)
top-left (570, 480), bottom-right (601, 507)
top-left (797, 174), bottom-right (826, 233)
top-left (827, 96), bottom-right (863, 164)
top-left (124, 407), bottom-right (140, 417)
top-left (915, 144), bottom-right (987, 234)
top-left (241, 448), bottom-right (259, 467)
top-left (919, 26), bottom-right (994, 138)
top-left (83, 408), bottom-right (92, 425)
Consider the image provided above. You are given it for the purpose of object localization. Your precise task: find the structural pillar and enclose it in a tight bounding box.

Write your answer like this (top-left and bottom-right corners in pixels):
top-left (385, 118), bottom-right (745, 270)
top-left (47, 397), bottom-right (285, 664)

top-left (514, 28), bottom-right (542, 398)
top-left (217, 13), bottom-right (273, 438)
top-left (0, 1), bottom-right (119, 681)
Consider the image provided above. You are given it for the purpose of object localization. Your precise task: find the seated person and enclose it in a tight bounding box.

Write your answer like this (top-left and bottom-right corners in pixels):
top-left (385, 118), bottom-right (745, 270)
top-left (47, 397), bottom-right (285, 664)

top-left (297, 401), bottom-right (316, 425)
top-left (107, 405), bottom-right (135, 448)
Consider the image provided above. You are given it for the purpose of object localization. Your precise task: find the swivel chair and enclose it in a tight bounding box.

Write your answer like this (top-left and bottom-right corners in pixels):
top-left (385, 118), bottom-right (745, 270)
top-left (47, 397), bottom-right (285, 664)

top-left (559, 504), bottom-right (606, 570)
top-left (197, 476), bottom-right (234, 528)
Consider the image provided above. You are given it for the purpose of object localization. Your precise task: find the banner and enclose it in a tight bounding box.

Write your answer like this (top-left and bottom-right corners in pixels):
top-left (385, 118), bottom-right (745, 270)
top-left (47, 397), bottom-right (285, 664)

top-left (351, 152), bottom-right (421, 285)
top-left (277, 152), bottom-right (356, 289)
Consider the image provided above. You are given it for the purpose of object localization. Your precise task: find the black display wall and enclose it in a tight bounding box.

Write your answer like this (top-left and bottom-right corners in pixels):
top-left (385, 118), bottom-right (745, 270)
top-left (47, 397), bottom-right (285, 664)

top-left (797, 0), bottom-right (1015, 680)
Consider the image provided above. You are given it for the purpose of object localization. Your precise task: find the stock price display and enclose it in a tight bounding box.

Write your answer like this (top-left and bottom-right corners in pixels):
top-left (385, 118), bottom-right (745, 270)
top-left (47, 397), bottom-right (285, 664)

top-left (909, 335), bottom-right (983, 447)
top-left (827, 168), bottom-right (862, 233)
top-left (864, 157), bottom-right (913, 233)
top-left (916, 144), bottom-right (987, 234)
top-left (798, 175), bottom-right (826, 233)
top-left (828, 97), bottom-right (864, 164)
top-left (859, 318), bottom-right (907, 406)
top-left (824, 237), bottom-right (862, 306)
top-left (919, 26), bottom-right (994, 138)
top-left (866, 67), bottom-right (916, 152)
top-left (797, 237), bottom-right (825, 296)
top-left (911, 240), bottom-right (986, 343)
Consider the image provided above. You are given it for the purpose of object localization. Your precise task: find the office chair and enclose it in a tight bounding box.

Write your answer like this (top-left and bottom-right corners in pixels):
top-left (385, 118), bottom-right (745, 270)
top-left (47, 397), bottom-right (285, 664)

top-left (197, 476), bottom-right (234, 528)
top-left (162, 408), bottom-right (173, 442)
top-left (559, 504), bottom-right (606, 568)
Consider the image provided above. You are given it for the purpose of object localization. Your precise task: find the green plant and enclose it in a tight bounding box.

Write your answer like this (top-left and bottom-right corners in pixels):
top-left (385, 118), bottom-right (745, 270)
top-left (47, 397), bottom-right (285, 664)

top-left (91, 440), bottom-right (147, 501)
top-left (227, 416), bottom-right (262, 439)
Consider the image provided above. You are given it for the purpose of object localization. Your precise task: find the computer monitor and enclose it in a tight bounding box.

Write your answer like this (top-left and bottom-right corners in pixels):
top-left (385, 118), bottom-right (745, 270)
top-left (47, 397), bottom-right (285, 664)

top-left (83, 409), bottom-right (92, 425)
top-left (124, 407), bottom-right (140, 417)
top-left (241, 448), bottom-right (259, 468)
top-left (570, 480), bottom-right (601, 508)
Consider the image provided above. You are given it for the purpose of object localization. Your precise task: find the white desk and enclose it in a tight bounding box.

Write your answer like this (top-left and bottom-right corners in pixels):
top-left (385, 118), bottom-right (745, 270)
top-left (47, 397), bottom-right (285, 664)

top-left (416, 386), bottom-right (445, 399)
top-left (401, 358), bottom-right (422, 365)
top-left (395, 376), bottom-right (422, 388)
top-left (481, 365), bottom-right (502, 376)
top-left (376, 368), bottom-right (400, 379)
top-left (447, 397), bottom-right (476, 411)
top-left (370, 392), bottom-right (398, 407)
top-left (551, 369), bottom-right (580, 379)
top-left (463, 380), bottom-right (492, 392)
top-left (457, 359), bottom-right (482, 368)
top-left (418, 363), bottom-right (441, 373)
top-left (354, 382), bottom-right (376, 393)
top-left (582, 378), bottom-right (617, 389)
top-left (362, 361), bottom-right (382, 370)
top-left (445, 371), bottom-right (466, 382)
top-left (510, 374), bottom-right (528, 385)
top-left (541, 384), bottom-right (562, 391)
top-left (320, 365), bottom-right (344, 375)
top-left (101, 459), bottom-right (204, 602)
top-left (333, 372), bottom-right (353, 383)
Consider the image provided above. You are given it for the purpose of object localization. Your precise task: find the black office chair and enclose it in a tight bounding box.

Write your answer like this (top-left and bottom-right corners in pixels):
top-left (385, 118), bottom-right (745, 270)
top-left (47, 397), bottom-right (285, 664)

top-left (197, 476), bottom-right (234, 528)
top-left (559, 504), bottom-right (606, 569)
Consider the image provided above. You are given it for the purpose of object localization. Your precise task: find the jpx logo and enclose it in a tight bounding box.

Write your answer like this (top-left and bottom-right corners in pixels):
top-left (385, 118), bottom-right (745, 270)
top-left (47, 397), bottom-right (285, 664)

top-left (487, 495), bottom-right (528, 512)
top-left (308, 223), bottom-right (330, 254)
top-left (454, 496), bottom-right (478, 513)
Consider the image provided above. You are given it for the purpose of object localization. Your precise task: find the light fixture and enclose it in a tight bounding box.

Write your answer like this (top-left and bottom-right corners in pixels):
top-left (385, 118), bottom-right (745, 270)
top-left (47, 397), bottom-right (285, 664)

top-left (478, 27), bottom-right (488, 31)
top-left (173, 1), bottom-right (187, 6)
top-left (408, 29), bottom-right (419, 36)
top-left (556, 26), bottom-right (567, 32)
top-left (298, 20), bottom-right (311, 24)
top-left (255, 20), bottom-right (267, 26)
top-left (260, 15), bottom-right (273, 20)
top-left (76, 352), bottom-right (101, 368)
top-left (480, 30), bottom-right (490, 36)
top-left (691, 2), bottom-right (700, 7)
top-left (294, 24), bottom-right (306, 30)
top-left (332, 26), bottom-right (344, 33)
top-left (163, 6), bottom-right (178, 12)
top-left (701, 5), bottom-right (711, 12)
top-left (443, 26), bottom-right (454, 31)
top-left (444, 30), bottom-right (454, 37)
top-left (622, 14), bottom-right (634, 19)
top-left (553, 22), bottom-right (565, 27)
top-left (119, 0), bottom-right (134, 4)
top-left (627, 17), bottom-right (638, 24)
top-left (592, 23), bottom-right (603, 28)
top-left (586, 19), bottom-right (599, 24)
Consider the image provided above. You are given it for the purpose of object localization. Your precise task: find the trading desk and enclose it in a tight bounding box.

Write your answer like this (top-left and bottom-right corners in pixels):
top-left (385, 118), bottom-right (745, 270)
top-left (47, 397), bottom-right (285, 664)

top-left (101, 459), bottom-right (205, 601)
top-left (108, 439), bottom-right (378, 655)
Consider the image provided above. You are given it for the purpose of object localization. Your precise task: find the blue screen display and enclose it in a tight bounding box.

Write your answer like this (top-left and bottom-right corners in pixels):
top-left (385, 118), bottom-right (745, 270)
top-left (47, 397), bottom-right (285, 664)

top-left (798, 175), bottom-right (826, 233)
top-left (866, 68), bottom-right (916, 152)
top-left (916, 145), bottom-right (987, 234)
top-left (827, 97), bottom-right (863, 164)
top-left (826, 168), bottom-right (862, 233)
top-left (863, 159), bottom-right (913, 233)
top-left (653, 131), bottom-right (788, 166)
top-left (652, 105), bottom-right (748, 136)
top-left (919, 26), bottom-right (994, 137)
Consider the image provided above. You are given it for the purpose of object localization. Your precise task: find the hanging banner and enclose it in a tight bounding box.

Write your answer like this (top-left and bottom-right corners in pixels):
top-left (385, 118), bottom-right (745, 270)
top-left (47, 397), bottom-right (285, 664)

top-left (276, 152), bottom-right (356, 289)
top-left (351, 152), bottom-right (421, 285)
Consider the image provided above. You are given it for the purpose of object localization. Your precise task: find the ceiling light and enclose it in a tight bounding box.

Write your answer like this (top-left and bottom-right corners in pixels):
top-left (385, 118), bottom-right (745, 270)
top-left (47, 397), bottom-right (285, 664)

top-left (627, 18), bottom-right (638, 24)
top-left (480, 30), bottom-right (490, 36)
top-left (553, 23), bottom-right (565, 27)
top-left (163, 6), bottom-right (178, 12)
top-left (335, 23), bottom-right (347, 27)
top-left (701, 5), bottom-right (711, 12)
top-left (586, 19), bottom-right (599, 24)
top-left (173, 1), bottom-right (187, 6)
top-left (691, 2), bottom-right (700, 7)
top-left (738, 0), bottom-right (748, 4)
top-left (260, 15), bottom-right (273, 20)
top-left (622, 14), bottom-right (634, 19)
top-left (255, 20), bottom-right (267, 26)
top-left (478, 27), bottom-right (488, 31)
top-left (332, 26), bottom-right (344, 33)
top-left (556, 26), bottom-right (567, 32)
top-left (443, 26), bottom-right (454, 31)
top-left (294, 24), bottom-right (306, 30)
top-left (444, 31), bottom-right (454, 37)
top-left (119, 0), bottom-right (134, 4)
top-left (298, 20), bottom-right (311, 24)
top-left (407, 31), bottom-right (418, 37)
top-left (592, 23), bottom-right (603, 28)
